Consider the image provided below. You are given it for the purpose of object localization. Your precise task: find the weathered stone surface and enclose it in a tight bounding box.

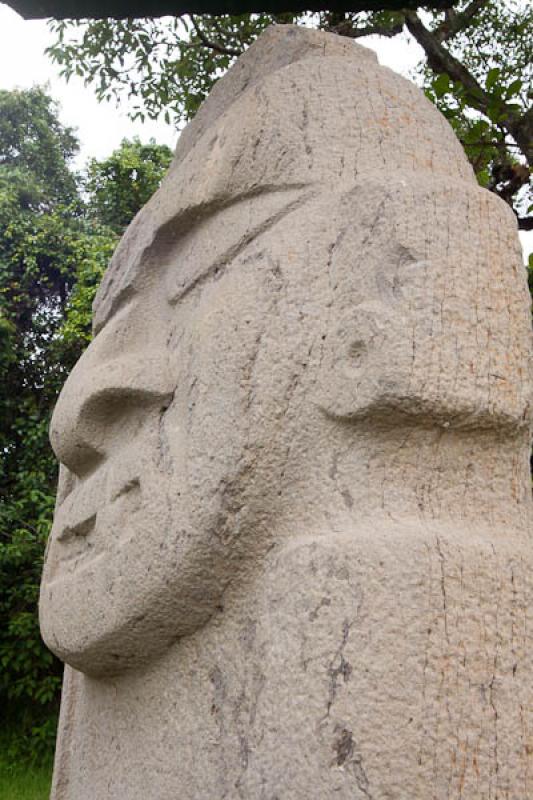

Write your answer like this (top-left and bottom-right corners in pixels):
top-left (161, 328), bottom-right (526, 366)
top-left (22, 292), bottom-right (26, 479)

top-left (40, 24), bottom-right (533, 799)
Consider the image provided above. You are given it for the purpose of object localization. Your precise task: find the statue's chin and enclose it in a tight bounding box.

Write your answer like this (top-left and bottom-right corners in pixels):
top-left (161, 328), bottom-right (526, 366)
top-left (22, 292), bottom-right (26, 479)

top-left (40, 587), bottom-right (219, 677)
top-left (39, 500), bottom-right (239, 676)
top-left (39, 552), bottom-right (226, 677)
top-left (40, 605), bottom-right (158, 677)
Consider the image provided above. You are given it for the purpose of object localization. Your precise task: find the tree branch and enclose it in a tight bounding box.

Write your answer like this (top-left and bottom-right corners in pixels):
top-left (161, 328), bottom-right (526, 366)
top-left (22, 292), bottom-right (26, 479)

top-left (517, 216), bottom-right (533, 232)
top-left (327, 18), bottom-right (404, 39)
top-left (189, 16), bottom-right (243, 58)
top-left (434, 0), bottom-right (489, 42)
top-left (404, 11), bottom-right (532, 165)
top-left (488, 161), bottom-right (530, 207)
top-left (405, 10), bottom-right (484, 96)
top-left (507, 105), bottom-right (533, 167)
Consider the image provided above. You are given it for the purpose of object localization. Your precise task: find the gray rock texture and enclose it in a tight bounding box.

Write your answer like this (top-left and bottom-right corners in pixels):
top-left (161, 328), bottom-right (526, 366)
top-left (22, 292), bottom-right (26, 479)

top-left (40, 24), bottom-right (533, 799)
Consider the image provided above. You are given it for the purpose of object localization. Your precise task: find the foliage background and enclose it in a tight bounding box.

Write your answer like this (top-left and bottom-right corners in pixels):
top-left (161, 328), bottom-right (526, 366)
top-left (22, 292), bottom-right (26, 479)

top-left (0, 87), bottom-right (171, 762)
top-left (48, 1), bottom-right (532, 231)
top-left (0, 0), bottom-right (531, 768)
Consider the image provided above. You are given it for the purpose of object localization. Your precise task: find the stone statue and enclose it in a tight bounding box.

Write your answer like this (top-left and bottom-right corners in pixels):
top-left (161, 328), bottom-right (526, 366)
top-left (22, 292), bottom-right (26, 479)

top-left (40, 24), bottom-right (533, 799)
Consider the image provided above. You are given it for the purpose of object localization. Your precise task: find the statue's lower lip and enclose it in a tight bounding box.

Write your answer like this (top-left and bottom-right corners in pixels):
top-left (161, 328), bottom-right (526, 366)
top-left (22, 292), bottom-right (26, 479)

top-left (47, 548), bottom-right (107, 585)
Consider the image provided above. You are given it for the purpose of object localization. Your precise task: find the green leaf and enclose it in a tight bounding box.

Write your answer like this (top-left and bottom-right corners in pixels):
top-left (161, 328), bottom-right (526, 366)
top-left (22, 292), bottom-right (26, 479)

top-left (486, 67), bottom-right (501, 91)
top-left (506, 78), bottom-right (523, 98)
top-left (432, 73), bottom-right (451, 98)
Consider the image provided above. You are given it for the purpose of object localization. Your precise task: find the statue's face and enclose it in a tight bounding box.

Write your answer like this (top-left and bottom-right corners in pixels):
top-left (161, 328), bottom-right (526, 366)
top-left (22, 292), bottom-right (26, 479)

top-left (39, 186), bottom-right (313, 676)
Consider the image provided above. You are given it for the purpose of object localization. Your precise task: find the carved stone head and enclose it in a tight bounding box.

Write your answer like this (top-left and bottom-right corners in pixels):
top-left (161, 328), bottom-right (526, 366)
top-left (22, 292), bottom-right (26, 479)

top-left (39, 25), bottom-right (532, 677)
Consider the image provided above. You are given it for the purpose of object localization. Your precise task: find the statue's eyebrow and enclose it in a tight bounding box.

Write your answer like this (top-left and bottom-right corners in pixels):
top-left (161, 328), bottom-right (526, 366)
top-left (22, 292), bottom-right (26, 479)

top-left (94, 183), bottom-right (314, 335)
top-left (166, 185), bottom-right (317, 305)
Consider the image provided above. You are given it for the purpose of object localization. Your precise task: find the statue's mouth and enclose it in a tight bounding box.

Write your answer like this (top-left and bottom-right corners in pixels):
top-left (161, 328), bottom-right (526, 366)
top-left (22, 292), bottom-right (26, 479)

top-left (51, 511), bottom-right (102, 577)
top-left (57, 511), bottom-right (97, 544)
top-left (48, 474), bottom-right (141, 580)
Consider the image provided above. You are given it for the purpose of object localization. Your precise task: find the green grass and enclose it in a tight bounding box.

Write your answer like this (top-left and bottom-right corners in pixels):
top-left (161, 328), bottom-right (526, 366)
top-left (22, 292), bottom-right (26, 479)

top-left (0, 760), bottom-right (52, 800)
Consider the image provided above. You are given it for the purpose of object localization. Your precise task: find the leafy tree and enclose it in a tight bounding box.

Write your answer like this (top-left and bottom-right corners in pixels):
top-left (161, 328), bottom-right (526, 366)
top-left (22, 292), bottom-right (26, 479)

top-left (47, 1), bottom-right (532, 230)
top-left (0, 88), bottom-right (103, 761)
top-left (0, 87), bottom-right (78, 208)
top-left (85, 137), bottom-right (173, 233)
top-left (0, 88), bottom-right (170, 762)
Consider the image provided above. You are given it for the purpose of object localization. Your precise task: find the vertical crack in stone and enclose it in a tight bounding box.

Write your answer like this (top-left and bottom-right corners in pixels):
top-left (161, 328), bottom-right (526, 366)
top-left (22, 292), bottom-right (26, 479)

top-left (332, 727), bottom-right (373, 799)
top-left (326, 618), bottom-right (354, 717)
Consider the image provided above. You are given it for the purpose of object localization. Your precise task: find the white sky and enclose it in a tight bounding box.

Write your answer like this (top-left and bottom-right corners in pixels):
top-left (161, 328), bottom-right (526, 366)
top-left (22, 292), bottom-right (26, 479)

top-left (0, 3), bottom-right (178, 161)
top-left (0, 3), bottom-right (424, 162)
top-left (0, 2), bottom-right (530, 257)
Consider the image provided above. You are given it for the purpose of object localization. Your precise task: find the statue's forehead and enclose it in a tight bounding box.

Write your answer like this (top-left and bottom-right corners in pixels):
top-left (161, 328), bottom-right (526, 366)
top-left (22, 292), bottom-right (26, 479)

top-left (170, 24), bottom-right (378, 169)
top-left (91, 27), bottom-right (377, 334)
top-left (92, 26), bottom-right (472, 334)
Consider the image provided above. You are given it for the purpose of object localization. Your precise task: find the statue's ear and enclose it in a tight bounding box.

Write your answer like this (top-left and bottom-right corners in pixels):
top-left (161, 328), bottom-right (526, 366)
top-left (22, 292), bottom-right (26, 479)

top-left (313, 180), bottom-right (436, 423)
top-left (315, 300), bottom-right (402, 421)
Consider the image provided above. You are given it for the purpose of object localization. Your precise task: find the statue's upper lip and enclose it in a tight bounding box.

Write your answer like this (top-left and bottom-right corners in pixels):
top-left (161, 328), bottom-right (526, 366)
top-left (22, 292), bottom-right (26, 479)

top-left (47, 510), bottom-right (101, 579)
top-left (57, 511), bottom-right (97, 543)
top-left (55, 465), bottom-right (139, 527)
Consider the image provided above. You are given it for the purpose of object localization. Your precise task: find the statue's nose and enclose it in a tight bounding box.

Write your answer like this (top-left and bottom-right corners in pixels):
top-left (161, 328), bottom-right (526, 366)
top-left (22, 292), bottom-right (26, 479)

top-left (50, 350), bottom-right (174, 478)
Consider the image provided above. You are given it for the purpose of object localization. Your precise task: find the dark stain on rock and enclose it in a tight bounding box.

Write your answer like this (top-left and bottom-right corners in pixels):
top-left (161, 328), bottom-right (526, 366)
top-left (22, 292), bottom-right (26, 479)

top-left (240, 618), bottom-right (257, 650)
top-left (334, 727), bottom-right (354, 766)
top-left (341, 489), bottom-right (354, 509)
top-left (310, 596), bottom-right (331, 621)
